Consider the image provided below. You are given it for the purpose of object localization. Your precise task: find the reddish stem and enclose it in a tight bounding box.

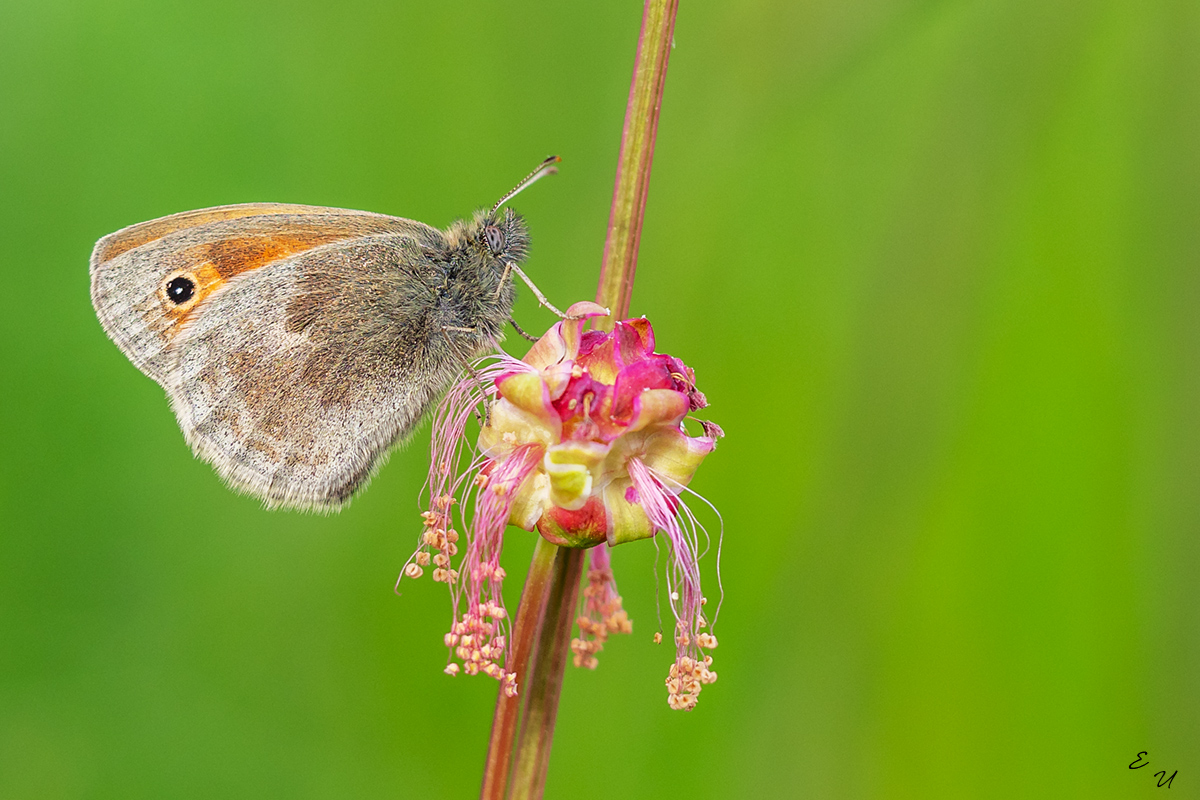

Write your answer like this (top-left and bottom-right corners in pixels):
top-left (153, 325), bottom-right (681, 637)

top-left (480, 538), bottom-right (557, 800)
top-left (480, 0), bottom-right (679, 796)
top-left (507, 547), bottom-right (586, 799)
top-left (596, 0), bottom-right (679, 328)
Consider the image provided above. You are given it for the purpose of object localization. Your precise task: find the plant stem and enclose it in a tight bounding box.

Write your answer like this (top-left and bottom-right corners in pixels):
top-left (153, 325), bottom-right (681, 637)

top-left (480, 0), bottom-right (678, 796)
top-left (480, 537), bottom-right (558, 800)
top-left (507, 546), bottom-right (585, 799)
top-left (596, 0), bottom-right (679, 328)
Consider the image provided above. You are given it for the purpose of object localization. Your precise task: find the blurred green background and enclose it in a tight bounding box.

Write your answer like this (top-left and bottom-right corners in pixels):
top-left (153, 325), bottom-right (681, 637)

top-left (2, 0), bottom-right (1198, 797)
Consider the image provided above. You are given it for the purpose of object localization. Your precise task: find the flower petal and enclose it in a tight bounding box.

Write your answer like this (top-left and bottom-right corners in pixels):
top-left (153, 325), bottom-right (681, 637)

top-left (520, 302), bottom-right (609, 370)
top-left (478, 395), bottom-right (561, 458)
top-left (562, 302), bottom-right (609, 355)
top-left (603, 479), bottom-right (655, 545)
top-left (546, 460), bottom-right (591, 510)
top-left (615, 317), bottom-right (655, 363)
top-left (642, 429), bottom-right (714, 490)
top-left (641, 429), bottom-right (715, 489)
top-left (624, 389), bottom-right (689, 433)
top-left (611, 359), bottom-right (675, 421)
top-left (508, 470), bottom-right (549, 530)
top-left (521, 322), bottom-right (569, 370)
top-left (537, 496), bottom-right (608, 547)
top-left (542, 362), bottom-right (574, 401)
top-left (601, 426), bottom-right (714, 493)
top-left (544, 441), bottom-right (609, 510)
top-left (578, 334), bottom-right (619, 384)
top-left (496, 373), bottom-right (556, 421)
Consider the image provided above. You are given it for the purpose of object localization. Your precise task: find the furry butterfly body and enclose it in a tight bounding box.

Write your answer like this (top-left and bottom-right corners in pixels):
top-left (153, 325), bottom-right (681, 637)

top-left (91, 202), bottom-right (529, 511)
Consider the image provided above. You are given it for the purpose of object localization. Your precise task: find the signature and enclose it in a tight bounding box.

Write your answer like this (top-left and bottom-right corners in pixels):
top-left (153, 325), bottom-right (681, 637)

top-left (1130, 751), bottom-right (1178, 789)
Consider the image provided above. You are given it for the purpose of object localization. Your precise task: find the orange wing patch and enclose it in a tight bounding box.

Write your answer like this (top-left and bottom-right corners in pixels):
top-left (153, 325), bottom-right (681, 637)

top-left (95, 204), bottom-right (326, 264)
top-left (97, 207), bottom-right (427, 339)
top-left (91, 203), bottom-right (433, 361)
top-left (196, 231), bottom-right (352, 279)
top-left (155, 230), bottom-right (359, 334)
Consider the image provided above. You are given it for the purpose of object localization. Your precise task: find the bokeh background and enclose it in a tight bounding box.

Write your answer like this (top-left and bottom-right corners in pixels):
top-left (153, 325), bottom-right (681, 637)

top-left (2, 1), bottom-right (1198, 797)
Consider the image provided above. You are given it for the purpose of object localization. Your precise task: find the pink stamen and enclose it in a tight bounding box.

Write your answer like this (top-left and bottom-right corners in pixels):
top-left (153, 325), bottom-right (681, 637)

top-left (422, 350), bottom-right (533, 524)
top-left (399, 349), bottom-right (541, 687)
top-left (571, 543), bottom-right (632, 670)
top-left (626, 457), bottom-right (716, 656)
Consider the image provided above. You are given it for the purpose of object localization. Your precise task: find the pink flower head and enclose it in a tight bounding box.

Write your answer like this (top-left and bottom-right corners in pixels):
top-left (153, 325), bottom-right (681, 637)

top-left (401, 302), bottom-right (724, 710)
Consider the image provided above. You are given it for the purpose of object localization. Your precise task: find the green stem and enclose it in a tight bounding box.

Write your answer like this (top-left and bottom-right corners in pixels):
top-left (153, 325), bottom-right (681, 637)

top-left (596, 0), bottom-right (679, 328)
top-left (507, 546), bottom-right (585, 799)
top-left (479, 0), bottom-right (678, 796)
top-left (480, 537), bottom-right (558, 800)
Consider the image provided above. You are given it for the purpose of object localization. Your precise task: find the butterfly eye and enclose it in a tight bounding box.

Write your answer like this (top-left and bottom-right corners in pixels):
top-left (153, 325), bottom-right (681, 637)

top-left (484, 225), bottom-right (505, 254)
top-left (165, 275), bottom-right (196, 305)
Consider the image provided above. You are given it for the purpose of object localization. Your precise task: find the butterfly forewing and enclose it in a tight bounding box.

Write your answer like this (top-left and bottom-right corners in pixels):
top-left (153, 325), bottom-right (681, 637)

top-left (90, 204), bottom-right (439, 379)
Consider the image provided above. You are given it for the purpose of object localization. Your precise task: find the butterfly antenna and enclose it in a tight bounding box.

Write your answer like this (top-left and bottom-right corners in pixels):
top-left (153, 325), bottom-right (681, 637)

top-left (491, 156), bottom-right (561, 213)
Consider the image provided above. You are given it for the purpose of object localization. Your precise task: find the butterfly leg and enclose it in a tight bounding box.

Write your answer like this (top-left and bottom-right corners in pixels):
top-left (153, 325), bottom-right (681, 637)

top-left (508, 317), bottom-right (539, 342)
top-left (441, 326), bottom-right (492, 427)
top-left (505, 262), bottom-right (590, 320)
top-left (493, 262), bottom-right (512, 298)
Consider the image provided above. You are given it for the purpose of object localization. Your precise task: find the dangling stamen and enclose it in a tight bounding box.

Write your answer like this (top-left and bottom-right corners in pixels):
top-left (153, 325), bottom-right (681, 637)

top-left (626, 456), bottom-right (720, 711)
top-left (570, 546), bottom-right (632, 670)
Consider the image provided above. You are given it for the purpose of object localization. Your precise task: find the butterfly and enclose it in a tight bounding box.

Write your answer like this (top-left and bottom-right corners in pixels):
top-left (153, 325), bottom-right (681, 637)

top-left (90, 157), bottom-right (565, 511)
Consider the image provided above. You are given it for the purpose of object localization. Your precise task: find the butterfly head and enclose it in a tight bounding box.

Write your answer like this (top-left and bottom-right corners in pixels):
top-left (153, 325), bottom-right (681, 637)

top-left (468, 207), bottom-right (530, 265)
top-left (460, 154), bottom-right (558, 272)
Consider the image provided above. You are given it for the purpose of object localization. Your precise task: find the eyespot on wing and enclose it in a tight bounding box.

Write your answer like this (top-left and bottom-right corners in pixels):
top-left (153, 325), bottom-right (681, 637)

top-left (89, 203), bottom-right (439, 381)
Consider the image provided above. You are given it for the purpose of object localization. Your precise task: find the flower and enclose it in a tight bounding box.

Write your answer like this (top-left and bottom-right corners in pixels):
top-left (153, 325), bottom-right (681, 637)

top-left (401, 302), bottom-right (724, 710)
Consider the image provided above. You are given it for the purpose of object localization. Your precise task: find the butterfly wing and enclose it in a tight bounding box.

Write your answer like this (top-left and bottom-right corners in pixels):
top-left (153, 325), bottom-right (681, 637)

top-left (91, 204), bottom-right (462, 510)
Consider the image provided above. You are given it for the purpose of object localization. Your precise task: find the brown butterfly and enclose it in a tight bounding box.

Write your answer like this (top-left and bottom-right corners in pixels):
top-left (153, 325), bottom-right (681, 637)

top-left (91, 158), bottom-right (566, 511)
